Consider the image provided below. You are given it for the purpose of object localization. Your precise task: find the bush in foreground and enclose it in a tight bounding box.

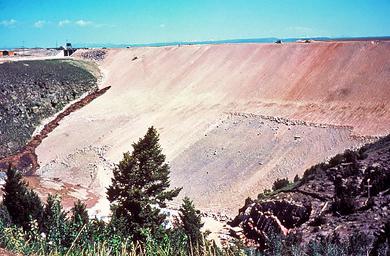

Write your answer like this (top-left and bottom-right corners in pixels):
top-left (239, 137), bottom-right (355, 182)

top-left (179, 197), bottom-right (204, 247)
top-left (0, 128), bottom-right (245, 255)
top-left (2, 166), bottom-right (43, 230)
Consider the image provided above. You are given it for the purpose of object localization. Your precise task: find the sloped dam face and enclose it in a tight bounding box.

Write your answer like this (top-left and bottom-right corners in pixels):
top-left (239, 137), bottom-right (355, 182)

top-left (31, 41), bottom-right (390, 214)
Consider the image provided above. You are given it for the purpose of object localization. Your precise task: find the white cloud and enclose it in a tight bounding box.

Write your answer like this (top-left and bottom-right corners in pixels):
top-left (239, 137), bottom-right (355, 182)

top-left (0, 19), bottom-right (16, 27)
top-left (34, 20), bottom-right (46, 28)
top-left (58, 19), bottom-right (113, 28)
top-left (75, 19), bottom-right (92, 27)
top-left (58, 19), bottom-right (71, 27)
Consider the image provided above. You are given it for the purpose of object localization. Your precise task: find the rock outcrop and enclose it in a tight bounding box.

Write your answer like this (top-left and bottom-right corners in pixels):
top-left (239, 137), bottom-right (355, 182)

top-left (230, 199), bottom-right (311, 248)
top-left (230, 135), bottom-right (390, 253)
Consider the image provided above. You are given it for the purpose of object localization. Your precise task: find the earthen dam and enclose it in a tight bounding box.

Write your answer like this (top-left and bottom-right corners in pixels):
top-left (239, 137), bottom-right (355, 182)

top-left (28, 40), bottom-right (390, 214)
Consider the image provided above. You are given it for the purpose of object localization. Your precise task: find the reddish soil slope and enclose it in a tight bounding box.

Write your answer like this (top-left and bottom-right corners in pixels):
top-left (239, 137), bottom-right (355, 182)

top-left (34, 41), bottom-right (390, 213)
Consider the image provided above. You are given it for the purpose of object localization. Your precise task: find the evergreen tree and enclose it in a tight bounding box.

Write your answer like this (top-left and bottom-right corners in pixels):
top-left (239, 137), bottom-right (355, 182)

top-left (65, 199), bottom-right (90, 248)
top-left (179, 197), bottom-right (204, 246)
top-left (70, 200), bottom-right (89, 227)
top-left (2, 165), bottom-right (43, 230)
top-left (107, 126), bottom-right (182, 241)
top-left (0, 203), bottom-right (11, 228)
top-left (42, 194), bottom-right (69, 247)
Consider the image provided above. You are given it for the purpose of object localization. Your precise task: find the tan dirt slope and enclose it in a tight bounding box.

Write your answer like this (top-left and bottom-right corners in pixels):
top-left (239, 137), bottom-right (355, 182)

top-left (35, 41), bottom-right (390, 214)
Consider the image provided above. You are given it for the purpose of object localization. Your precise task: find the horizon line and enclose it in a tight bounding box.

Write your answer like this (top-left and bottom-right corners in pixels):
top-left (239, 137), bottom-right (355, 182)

top-left (3, 35), bottom-right (390, 50)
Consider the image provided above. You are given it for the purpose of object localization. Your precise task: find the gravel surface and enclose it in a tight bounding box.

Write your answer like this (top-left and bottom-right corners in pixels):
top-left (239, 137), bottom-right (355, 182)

top-left (170, 113), bottom-right (368, 213)
top-left (77, 49), bottom-right (107, 61)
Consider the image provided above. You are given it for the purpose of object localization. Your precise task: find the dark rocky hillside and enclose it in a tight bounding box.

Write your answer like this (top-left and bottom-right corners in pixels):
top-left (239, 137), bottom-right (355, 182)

top-left (230, 135), bottom-right (390, 254)
top-left (0, 60), bottom-right (98, 158)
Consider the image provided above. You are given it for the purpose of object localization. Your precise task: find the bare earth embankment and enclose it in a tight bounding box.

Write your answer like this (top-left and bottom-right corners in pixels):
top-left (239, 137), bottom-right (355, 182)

top-left (28, 41), bottom-right (390, 215)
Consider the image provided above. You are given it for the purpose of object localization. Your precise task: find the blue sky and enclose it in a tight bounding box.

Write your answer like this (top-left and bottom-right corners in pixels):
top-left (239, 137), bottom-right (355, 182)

top-left (1, 0), bottom-right (389, 48)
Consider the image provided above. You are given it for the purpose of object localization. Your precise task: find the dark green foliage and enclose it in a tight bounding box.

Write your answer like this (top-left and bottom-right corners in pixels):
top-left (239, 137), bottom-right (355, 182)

top-left (332, 195), bottom-right (355, 215)
top-left (345, 231), bottom-right (372, 256)
top-left (362, 165), bottom-right (390, 196)
top-left (65, 201), bottom-right (90, 253)
top-left (250, 230), bottom-right (383, 256)
top-left (88, 217), bottom-right (109, 242)
top-left (107, 126), bottom-right (182, 242)
top-left (42, 194), bottom-right (69, 248)
top-left (179, 197), bottom-right (204, 246)
top-left (309, 214), bottom-right (327, 226)
top-left (272, 178), bottom-right (290, 191)
top-left (257, 189), bottom-right (272, 200)
top-left (302, 148), bottom-right (363, 183)
top-left (302, 162), bottom-right (328, 182)
top-left (331, 176), bottom-right (356, 215)
top-left (293, 174), bottom-right (300, 183)
top-left (2, 166), bottom-right (43, 230)
top-left (161, 228), bottom-right (188, 254)
top-left (263, 188), bottom-right (271, 194)
top-left (306, 231), bottom-right (373, 256)
top-left (0, 203), bottom-right (12, 227)
top-left (70, 199), bottom-right (89, 227)
top-left (306, 234), bottom-right (345, 256)
top-left (329, 149), bottom-right (359, 168)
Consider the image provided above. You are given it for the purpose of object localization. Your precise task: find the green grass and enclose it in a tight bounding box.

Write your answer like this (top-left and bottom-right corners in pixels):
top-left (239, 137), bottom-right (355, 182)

top-left (0, 221), bottom-right (244, 256)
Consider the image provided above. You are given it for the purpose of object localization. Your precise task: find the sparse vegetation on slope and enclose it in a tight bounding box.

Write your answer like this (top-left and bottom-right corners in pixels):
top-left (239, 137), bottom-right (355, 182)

top-left (230, 135), bottom-right (390, 255)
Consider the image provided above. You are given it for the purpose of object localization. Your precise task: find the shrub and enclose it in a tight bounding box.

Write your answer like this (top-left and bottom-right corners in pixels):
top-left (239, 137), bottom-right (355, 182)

top-left (362, 165), bottom-right (390, 196)
top-left (70, 200), bottom-right (89, 226)
top-left (0, 203), bottom-right (11, 228)
top-left (257, 189), bottom-right (272, 200)
top-left (272, 178), bottom-right (290, 191)
top-left (2, 166), bottom-right (43, 230)
top-left (42, 194), bottom-right (69, 250)
top-left (331, 196), bottom-right (355, 216)
top-left (309, 215), bottom-right (327, 226)
top-left (302, 162), bottom-right (328, 182)
top-left (331, 176), bottom-right (356, 215)
top-left (328, 149), bottom-right (360, 172)
top-left (179, 197), bottom-right (204, 246)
